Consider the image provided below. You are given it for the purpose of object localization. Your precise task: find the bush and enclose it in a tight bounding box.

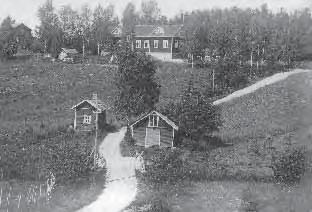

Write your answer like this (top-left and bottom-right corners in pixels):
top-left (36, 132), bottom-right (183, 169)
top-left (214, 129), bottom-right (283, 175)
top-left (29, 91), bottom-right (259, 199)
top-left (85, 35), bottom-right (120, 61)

top-left (140, 149), bottom-right (189, 185)
top-left (0, 127), bottom-right (96, 183)
top-left (271, 147), bottom-right (306, 184)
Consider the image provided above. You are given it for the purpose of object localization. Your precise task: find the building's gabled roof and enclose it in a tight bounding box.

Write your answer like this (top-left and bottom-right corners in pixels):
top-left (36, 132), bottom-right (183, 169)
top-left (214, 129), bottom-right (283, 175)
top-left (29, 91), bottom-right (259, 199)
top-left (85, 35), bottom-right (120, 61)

top-left (61, 48), bottom-right (78, 54)
top-left (71, 99), bottom-right (109, 112)
top-left (12, 23), bottom-right (31, 31)
top-left (112, 25), bottom-right (122, 37)
top-left (133, 25), bottom-right (184, 37)
top-left (130, 110), bottom-right (178, 130)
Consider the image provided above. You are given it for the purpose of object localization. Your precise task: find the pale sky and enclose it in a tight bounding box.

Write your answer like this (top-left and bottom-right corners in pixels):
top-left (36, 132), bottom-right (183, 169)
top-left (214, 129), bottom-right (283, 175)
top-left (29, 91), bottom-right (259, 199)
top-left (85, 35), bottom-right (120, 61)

top-left (0, 0), bottom-right (311, 29)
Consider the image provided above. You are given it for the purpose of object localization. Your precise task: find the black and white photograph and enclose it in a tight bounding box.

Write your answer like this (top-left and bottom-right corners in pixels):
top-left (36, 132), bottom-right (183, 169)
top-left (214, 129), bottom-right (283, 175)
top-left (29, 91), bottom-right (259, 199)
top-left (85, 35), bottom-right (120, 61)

top-left (1, 0), bottom-right (312, 211)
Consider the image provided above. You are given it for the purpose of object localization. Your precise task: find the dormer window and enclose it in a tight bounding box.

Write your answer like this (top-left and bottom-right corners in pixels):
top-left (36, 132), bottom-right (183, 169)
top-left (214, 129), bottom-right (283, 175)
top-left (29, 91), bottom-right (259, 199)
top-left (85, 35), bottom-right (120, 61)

top-left (153, 27), bottom-right (164, 35)
top-left (148, 114), bottom-right (159, 127)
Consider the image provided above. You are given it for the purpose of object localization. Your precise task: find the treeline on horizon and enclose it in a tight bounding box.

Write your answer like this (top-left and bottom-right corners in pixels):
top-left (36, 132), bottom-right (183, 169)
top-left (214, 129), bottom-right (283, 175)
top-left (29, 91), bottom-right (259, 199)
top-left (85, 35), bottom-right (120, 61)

top-left (1, 1), bottom-right (312, 90)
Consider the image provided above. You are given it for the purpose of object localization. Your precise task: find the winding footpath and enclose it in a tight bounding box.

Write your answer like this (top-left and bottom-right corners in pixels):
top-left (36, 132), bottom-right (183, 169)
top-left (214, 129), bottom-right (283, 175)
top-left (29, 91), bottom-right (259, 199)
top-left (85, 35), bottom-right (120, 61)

top-left (213, 69), bottom-right (311, 105)
top-left (76, 127), bottom-right (137, 212)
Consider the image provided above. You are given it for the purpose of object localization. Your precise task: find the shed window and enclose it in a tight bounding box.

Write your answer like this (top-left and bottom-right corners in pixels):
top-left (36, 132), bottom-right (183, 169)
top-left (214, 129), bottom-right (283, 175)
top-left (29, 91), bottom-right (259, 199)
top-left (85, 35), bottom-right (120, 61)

top-left (136, 40), bottom-right (141, 48)
top-left (148, 115), bottom-right (159, 127)
top-left (83, 115), bottom-right (91, 124)
top-left (163, 40), bottom-right (169, 48)
top-left (144, 40), bottom-right (150, 48)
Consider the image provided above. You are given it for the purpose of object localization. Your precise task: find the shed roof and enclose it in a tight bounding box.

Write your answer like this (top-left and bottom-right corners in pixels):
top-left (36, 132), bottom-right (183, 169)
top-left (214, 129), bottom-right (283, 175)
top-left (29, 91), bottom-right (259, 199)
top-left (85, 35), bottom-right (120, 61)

top-left (71, 99), bottom-right (109, 112)
top-left (61, 48), bottom-right (78, 54)
top-left (133, 25), bottom-right (183, 37)
top-left (130, 110), bottom-right (178, 130)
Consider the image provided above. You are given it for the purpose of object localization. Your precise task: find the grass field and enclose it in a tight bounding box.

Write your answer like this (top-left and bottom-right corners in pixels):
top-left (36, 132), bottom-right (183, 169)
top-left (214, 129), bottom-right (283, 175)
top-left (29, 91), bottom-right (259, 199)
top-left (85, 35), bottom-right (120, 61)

top-left (127, 67), bottom-right (312, 212)
top-left (2, 58), bottom-right (312, 211)
top-left (0, 59), bottom-right (115, 211)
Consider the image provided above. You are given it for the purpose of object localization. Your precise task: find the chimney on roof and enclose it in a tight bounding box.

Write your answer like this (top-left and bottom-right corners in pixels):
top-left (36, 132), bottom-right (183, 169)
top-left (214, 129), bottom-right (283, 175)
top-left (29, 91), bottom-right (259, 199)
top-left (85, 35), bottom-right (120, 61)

top-left (92, 93), bottom-right (98, 101)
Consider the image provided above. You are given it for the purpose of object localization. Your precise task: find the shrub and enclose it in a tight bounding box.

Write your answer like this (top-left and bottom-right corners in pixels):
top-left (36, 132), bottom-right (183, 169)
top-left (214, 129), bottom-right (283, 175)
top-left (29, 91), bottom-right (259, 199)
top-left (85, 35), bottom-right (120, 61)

top-left (0, 128), bottom-right (96, 183)
top-left (271, 147), bottom-right (306, 184)
top-left (140, 149), bottom-right (189, 185)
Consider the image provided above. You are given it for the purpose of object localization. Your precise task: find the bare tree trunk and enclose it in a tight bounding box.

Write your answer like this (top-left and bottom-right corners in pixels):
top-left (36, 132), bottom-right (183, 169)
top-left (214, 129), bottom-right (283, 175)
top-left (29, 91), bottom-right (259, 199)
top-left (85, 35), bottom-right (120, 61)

top-left (97, 42), bottom-right (100, 56)
top-left (256, 45), bottom-right (259, 70)
top-left (82, 40), bottom-right (85, 61)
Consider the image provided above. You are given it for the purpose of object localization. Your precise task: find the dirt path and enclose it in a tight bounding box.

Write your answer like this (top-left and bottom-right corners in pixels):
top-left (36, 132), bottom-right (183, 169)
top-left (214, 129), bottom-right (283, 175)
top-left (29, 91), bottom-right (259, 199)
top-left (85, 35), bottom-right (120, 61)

top-left (213, 69), bottom-right (311, 105)
top-left (76, 127), bottom-right (137, 212)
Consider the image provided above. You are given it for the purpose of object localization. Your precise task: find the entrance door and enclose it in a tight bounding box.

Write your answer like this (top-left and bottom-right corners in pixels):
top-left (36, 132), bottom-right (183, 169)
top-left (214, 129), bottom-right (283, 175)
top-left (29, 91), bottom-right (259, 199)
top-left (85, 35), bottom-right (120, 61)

top-left (145, 127), bottom-right (160, 147)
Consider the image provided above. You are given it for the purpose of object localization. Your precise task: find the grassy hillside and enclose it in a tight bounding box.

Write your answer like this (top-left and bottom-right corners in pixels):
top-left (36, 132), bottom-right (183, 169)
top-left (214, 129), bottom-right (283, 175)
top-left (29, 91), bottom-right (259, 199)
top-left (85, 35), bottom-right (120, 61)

top-left (0, 59), bottom-right (117, 134)
top-left (218, 70), bottom-right (312, 149)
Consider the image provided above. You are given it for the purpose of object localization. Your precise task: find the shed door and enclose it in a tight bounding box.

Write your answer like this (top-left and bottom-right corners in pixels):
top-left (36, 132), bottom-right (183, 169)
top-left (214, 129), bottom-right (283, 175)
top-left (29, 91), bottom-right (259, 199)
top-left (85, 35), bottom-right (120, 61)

top-left (145, 127), bottom-right (160, 147)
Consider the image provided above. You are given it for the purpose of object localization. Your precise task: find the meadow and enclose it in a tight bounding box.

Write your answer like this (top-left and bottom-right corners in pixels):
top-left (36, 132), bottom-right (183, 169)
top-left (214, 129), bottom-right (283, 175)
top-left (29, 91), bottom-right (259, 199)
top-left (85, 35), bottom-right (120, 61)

top-left (124, 67), bottom-right (312, 212)
top-left (2, 57), bottom-right (311, 211)
top-left (0, 58), bottom-right (116, 211)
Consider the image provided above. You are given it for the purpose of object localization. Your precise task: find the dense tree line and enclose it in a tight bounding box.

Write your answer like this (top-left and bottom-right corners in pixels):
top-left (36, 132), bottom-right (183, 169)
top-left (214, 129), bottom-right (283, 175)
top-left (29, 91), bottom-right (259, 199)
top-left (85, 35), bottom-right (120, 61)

top-left (34, 0), bottom-right (167, 57)
top-left (180, 5), bottom-right (312, 92)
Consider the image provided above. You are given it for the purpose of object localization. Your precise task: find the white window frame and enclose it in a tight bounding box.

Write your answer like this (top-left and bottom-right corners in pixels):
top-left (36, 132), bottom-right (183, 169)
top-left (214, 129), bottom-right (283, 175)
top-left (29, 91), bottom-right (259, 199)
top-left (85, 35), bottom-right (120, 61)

top-left (136, 40), bottom-right (141, 48)
top-left (144, 40), bottom-right (150, 49)
top-left (148, 115), bottom-right (159, 127)
top-left (163, 40), bottom-right (169, 48)
top-left (83, 115), bottom-right (91, 124)
top-left (154, 40), bottom-right (159, 48)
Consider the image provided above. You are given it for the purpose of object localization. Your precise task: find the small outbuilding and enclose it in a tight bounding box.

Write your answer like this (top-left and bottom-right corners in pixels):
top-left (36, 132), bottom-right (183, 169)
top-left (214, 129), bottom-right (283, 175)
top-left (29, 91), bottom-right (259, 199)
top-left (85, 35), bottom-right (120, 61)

top-left (129, 110), bottom-right (179, 148)
top-left (71, 94), bottom-right (110, 131)
top-left (58, 48), bottom-right (79, 63)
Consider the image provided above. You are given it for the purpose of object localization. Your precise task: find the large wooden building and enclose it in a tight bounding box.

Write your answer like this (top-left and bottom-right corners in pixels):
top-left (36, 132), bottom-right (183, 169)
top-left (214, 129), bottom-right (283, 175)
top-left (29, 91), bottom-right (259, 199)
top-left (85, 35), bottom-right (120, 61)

top-left (132, 25), bottom-right (184, 60)
top-left (129, 110), bottom-right (179, 148)
top-left (71, 94), bottom-right (109, 131)
top-left (111, 24), bottom-right (184, 61)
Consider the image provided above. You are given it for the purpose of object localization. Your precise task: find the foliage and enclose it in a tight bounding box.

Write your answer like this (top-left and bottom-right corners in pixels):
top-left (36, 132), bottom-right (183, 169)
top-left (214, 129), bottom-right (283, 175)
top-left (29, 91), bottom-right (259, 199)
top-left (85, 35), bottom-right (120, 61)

top-left (140, 148), bottom-right (189, 185)
top-left (160, 79), bottom-right (221, 146)
top-left (0, 126), bottom-right (95, 184)
top-left (271, 147), bottom-right (306, 185)
top-left (181, 5), bottom-right (312, 93)
top-left (114, 44), bottom-right (160, 118)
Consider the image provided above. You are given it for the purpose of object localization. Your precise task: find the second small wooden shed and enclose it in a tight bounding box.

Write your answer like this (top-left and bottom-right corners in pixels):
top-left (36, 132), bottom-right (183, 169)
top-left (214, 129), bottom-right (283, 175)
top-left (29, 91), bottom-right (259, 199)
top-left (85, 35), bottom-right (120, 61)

top-left (129, 110), bottom-right (178, 148)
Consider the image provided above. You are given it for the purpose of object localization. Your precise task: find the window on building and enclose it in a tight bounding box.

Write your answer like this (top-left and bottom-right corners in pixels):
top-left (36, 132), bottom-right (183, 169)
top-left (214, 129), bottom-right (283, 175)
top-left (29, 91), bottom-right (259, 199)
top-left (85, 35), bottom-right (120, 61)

top-left (136, 40), bottom-right (141, 48)
top-left (154, 40), bottom-right (159, 48)
top-left (126, 35), bottom-right (131, 42)
top-left (148, 115), bottom-right (159, 127)
top-left (174, 40), bottom-right (179, 48)
top-left (144, 40), bottom-right (150, 48)
top-left (163, 40), bottom-right (169, 48)
top-left (83, 115), bottom-right (91, 124)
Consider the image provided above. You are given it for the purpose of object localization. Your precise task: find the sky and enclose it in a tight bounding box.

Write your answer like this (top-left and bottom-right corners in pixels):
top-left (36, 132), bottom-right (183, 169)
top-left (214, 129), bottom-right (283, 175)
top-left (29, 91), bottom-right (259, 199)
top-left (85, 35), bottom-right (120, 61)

top-left (0, 0), bottom-right (311, 29)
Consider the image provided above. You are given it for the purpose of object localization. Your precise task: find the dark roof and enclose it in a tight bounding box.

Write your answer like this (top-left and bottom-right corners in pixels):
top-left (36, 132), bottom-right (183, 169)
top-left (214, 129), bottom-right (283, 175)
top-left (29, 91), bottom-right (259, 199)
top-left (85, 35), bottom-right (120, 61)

top-left (130, 110), bottom-right (178, 130)
top-left (133, 25), bottom-right (183, 37)
top-left (12, 23), bottom-right (31, 31)
top-left (71, 99), bottom-right (109, 112)
top-left (61, 48), bottom-right (78, 54)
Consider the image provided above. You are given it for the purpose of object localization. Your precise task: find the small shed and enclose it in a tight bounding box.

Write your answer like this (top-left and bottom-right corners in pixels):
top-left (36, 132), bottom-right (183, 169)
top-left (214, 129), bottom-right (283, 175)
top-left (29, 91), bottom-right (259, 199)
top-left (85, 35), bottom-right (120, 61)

top-left (71, 94), bottom-right (110, 131)
top-left (58, 48), bottom-right (79, 63)
top-left (129, 110), bottom-right (178, 148)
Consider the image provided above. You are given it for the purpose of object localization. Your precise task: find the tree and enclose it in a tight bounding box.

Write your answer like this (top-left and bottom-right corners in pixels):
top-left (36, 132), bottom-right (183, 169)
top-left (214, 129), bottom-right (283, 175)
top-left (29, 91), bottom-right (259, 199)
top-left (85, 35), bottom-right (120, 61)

top-left (37, 0), bottom-right (62, 57)
top-left (179, 79), bottom-right (221, 142)
top-left (140, 0), bottom-right (161, 24)
top-left (92, 4), bottom-right (117, 55)
top-left (114, 43), bottom-right (160, 120)
top-left (58, 5), bottom-right (78, 47)
top-left (122, 2), bottom-right (138, 35)
top-left (79, 4), bottom-right (92, 57)
top-left (0, 16), bottom-right (17, 58)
